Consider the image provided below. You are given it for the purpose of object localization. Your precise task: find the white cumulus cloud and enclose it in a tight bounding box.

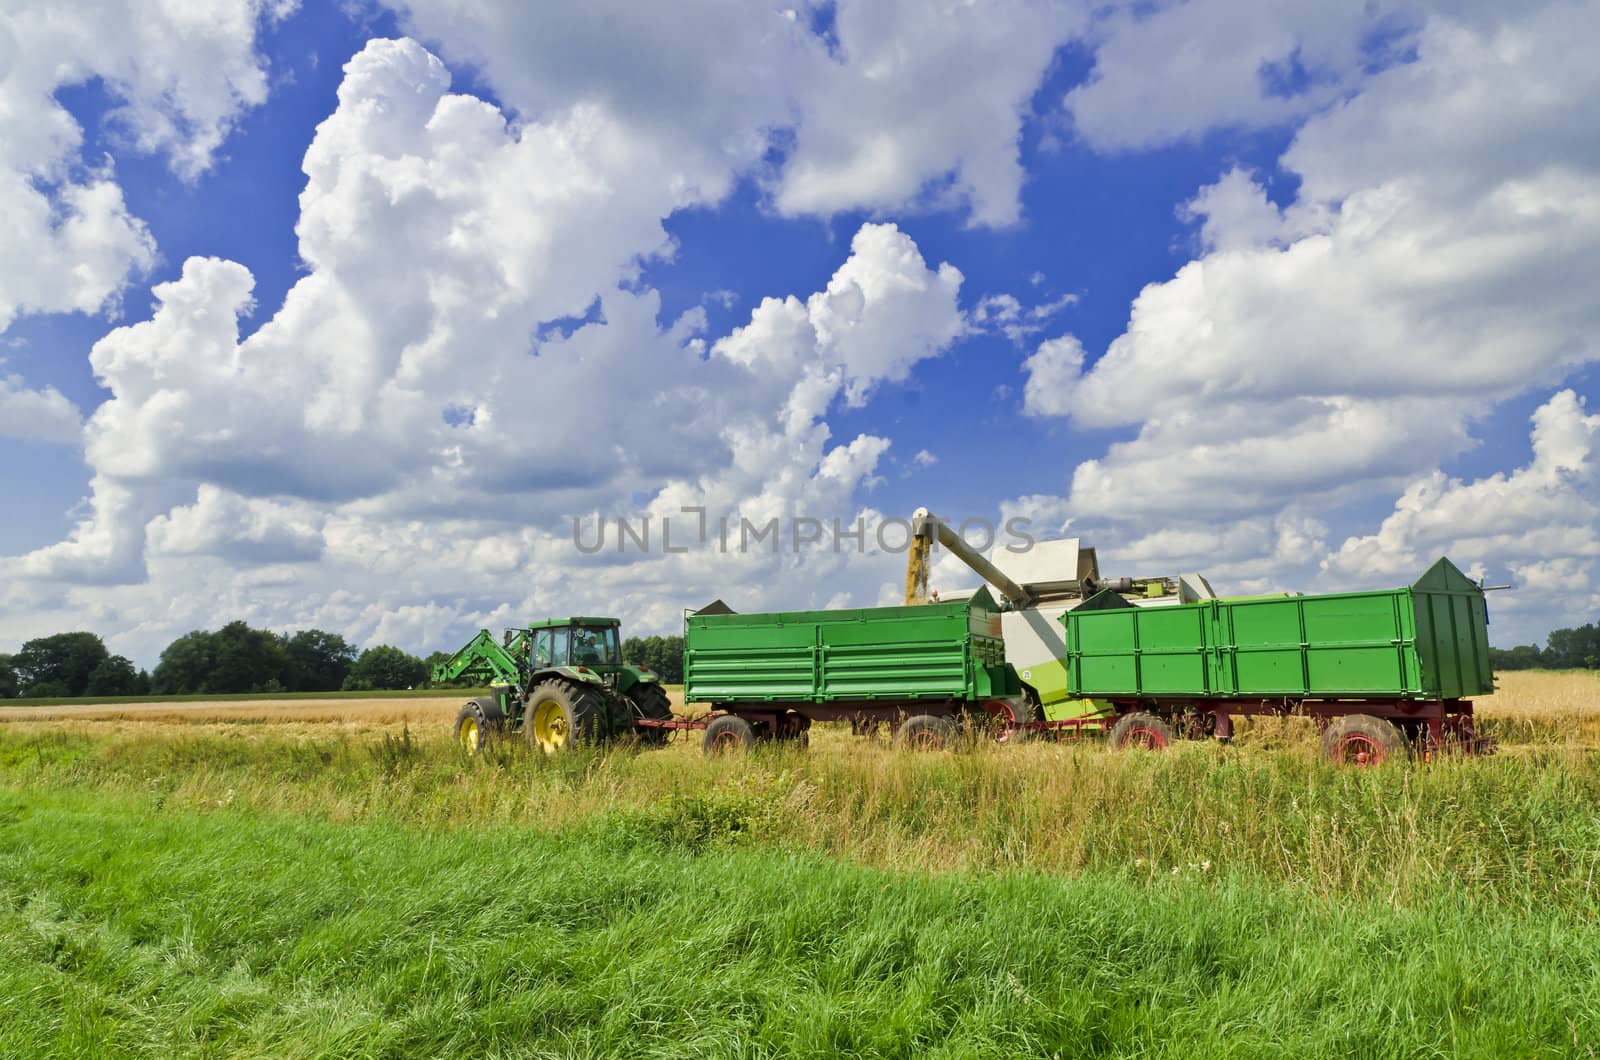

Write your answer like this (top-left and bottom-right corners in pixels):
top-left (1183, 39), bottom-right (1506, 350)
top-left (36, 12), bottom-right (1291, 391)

top-left (1065, 1), bottom-right (1404, 151)
top-left (387, 0), bottom-right (1083, 228)
top-left (0, 38), bottom-right (975, 663)
top-left (1013, 1), bottom-right (1600, 642)
top-left (0, 0), bottom-right (290, 334)
top-left (773, 0), bottom-right (1084, 226)
top-left (0, 373), bottom-right (83, 445)
top-left (1325, 389), bottom-right (1600, 636)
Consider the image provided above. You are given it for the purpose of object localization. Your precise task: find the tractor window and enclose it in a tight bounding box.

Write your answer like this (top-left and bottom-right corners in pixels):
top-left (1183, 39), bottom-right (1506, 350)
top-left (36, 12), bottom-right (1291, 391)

top-left (576, 624), bottom-right (617, 666)
top-left (549, 628), bottom-right (569, 666)
top-left (571, 626), bottom-right (619, 666)
top-left (532, 630), bottom-right (553, 667)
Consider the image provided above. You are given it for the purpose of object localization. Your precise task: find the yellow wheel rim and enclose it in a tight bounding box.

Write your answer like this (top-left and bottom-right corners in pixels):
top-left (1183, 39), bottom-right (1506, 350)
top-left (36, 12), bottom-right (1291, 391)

top-left (532, 699), bottom-right (569, 753)
top-left (459, 716), bottom-right (480, 755)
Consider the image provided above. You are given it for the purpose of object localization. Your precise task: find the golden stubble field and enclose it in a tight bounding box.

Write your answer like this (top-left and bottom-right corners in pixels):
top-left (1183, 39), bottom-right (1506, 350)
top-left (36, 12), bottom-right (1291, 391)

top-left (1, 669), bottom-right (1596, 752)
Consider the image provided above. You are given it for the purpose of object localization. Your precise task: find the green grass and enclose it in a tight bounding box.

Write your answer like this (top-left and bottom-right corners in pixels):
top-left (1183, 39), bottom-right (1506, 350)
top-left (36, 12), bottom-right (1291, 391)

top-left (4, 724), bottom-right (1600, 907)
top-left (3, 721), bottom-right (1600, 1056)
top-left (2, 787), bottom-right (1598, 1058)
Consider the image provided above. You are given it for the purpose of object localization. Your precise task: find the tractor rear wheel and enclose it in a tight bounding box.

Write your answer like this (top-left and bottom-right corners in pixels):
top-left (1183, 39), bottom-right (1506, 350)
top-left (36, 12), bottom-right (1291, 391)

top-left (895, 714), bottom-right (954, 751)
top-left (1323, 714), bottom-right (1407, 766)
top-left (627, 683), bottom-right (674, 746)
top-left (1109, 711), bottom-right (1175, 752)
top-left (454, 697), bottom-right (505, 756)
top-left (704, 714), bottom-right (755, 755)
top-left (524, 679), bottom-right (606, 754)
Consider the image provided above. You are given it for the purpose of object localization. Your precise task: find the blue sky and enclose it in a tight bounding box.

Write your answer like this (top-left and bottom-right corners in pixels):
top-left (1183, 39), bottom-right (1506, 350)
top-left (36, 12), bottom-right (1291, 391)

top-left (3, 0), bottom-right (1597, 664)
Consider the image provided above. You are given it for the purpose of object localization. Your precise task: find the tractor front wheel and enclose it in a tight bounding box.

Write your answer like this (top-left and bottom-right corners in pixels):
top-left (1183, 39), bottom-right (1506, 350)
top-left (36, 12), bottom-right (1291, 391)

top-left (454, 698), bottom-right (504, 756)
top-left (524, 680), bottom-right (605, 754)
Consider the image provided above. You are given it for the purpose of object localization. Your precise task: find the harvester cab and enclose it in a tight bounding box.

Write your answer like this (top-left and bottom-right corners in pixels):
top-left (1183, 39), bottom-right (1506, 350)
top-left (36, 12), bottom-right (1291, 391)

top-left (434, 617), bottom-right (674, 756)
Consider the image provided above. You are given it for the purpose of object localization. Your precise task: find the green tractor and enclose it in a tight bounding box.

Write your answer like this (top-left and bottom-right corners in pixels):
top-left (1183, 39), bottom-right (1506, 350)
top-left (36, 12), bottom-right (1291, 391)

top-left (431, 617), bottom-right (674, 754)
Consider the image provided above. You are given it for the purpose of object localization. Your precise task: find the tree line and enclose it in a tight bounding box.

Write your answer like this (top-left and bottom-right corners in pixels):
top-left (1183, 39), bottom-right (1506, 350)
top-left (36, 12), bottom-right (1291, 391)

top-left (1488, 621), bottom-right (1600, 671)
top-left (0, 623), bottom-right (436, 699)
top-left (10, 615), bottom-right (1593, 696)
top-left (0, 625), bottom-right (688, 699)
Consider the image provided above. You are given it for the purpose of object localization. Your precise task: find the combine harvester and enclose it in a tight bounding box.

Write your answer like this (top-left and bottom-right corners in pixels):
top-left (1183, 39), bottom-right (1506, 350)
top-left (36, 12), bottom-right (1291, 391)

top-left (904, 507), bottom-right (1214, 726)
top-left (904, 509), bottom-right (1495, 761)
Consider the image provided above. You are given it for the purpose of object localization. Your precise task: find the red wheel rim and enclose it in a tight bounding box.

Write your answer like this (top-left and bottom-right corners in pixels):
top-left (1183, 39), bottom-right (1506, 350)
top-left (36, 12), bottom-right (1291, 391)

top-left (712, 730), bottom-right (742, 751)
top-left (1126, 726), bottom-right (1167, 751)
top-left (981, 700), bottom-right (1017, 723)
top-left (908, 729), bottom-right (941, 750)
top-left (1337, 733), bottom-right (1386, 765)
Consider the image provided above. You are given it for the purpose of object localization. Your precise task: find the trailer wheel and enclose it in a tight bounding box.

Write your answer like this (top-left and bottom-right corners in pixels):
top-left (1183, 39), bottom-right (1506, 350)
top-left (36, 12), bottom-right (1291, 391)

top-left (772, 712), bottom-right (810, 749)
top-left (1323, 714), bottom-right (1407, 766)
top-left (983, 697), bottom-right (1036, 743)
top-left (704, 714), bottom-right (755, 755)
top-left (895, 714), bottom-right (954, 751)
top-left (1109, 712), bottom-right (1175, 752)
top-left (524, 680), bottom-right (604, 754)
top-left (627, 683), bottom-right (674, 746)
top-left (454, 698), bottom-right (504, 756)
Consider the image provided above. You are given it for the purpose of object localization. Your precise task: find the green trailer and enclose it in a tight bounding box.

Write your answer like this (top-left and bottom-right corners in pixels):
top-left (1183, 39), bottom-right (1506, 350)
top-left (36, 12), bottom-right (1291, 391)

top-left (1060, 558), bottom-right (1495, 763)
top-left (683, 587), bottom-right (1022, 753)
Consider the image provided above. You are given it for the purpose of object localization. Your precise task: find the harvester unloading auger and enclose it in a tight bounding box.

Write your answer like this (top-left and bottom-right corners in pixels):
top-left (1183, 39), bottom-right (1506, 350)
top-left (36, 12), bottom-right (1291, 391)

top-left (905, 507), bottom-right (1215, 718)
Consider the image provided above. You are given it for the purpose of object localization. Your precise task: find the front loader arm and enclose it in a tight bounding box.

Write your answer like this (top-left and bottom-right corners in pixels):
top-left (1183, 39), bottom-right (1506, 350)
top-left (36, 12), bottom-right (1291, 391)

top-left (431, 629), bottom-right (526, 690)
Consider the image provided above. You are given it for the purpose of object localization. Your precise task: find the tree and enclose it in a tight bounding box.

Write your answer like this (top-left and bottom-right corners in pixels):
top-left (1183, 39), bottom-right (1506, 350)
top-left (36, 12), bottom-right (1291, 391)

top-left (12, 632), bottom-right (110, 697)
top-left (1489, 644), bottom-right (1548, 671)
top-left (0, 655), bottom-right (18, 699)
top-left (343, 646), bottom-right (428, 691)
top-left (152, 630), bottom-right (218, 695)
top-left (1545, 623), bottom-right (1600, 670)
top-left (282, 630), bottom-right (356, 692)
top-left (85, 655), bottom-right (149, 696)
top-left (622, 635), bottom-right (683, 683)
top-left (152, 621), bottom-right (290, 694)
top-left (208, 621), bottom-right (289, 693)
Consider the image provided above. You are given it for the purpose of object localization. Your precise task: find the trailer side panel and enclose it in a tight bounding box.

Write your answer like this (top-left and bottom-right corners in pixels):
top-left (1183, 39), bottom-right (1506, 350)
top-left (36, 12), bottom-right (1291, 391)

top-left (686, 587), bottom-right (1015, 707)
top-left (1064, 558), bottom-right (1493, 703)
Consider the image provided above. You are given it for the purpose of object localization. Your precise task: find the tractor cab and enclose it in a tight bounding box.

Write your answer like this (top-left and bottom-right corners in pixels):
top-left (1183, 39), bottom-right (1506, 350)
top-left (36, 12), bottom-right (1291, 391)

top-left (513, 617), bottom-right (624, 676)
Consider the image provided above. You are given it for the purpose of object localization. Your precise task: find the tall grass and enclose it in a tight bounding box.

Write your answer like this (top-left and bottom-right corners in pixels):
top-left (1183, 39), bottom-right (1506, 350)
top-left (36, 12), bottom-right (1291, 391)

top-left (4, 675), bottom-right (1600, 1055)
top-left (4, 721), bottom-right (1599, 911)
top-left (2, 788), bottom-right (1597, 1058)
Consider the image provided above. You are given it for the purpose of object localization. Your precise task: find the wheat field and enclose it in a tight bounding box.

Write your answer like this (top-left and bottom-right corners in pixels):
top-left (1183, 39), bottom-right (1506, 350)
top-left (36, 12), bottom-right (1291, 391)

top-left (2, 670), bottom-right (1598, 894)
top-left (2, 667), bottom-right (1594, 747)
